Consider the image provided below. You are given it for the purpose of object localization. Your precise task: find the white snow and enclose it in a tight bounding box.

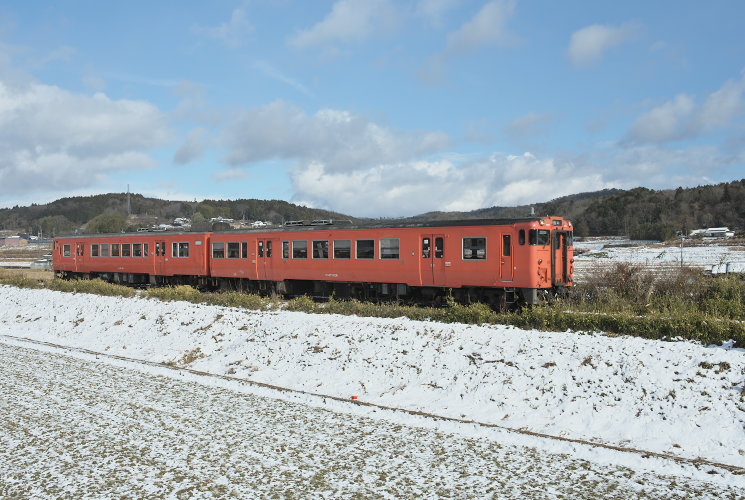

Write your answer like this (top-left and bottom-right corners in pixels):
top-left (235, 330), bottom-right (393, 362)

top-left (575, 240), bottom-right (745, 275)
top-left (4, 341), bottom-right (740, 498)
top-left (0, 261), bottom-right (34, 268)
top-left (1, 285), bottom-right (743, 475)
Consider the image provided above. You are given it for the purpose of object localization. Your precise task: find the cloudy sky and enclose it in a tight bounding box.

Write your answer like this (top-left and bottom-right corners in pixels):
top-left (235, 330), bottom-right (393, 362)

top-left (1, 1), bottom-right (744, 217)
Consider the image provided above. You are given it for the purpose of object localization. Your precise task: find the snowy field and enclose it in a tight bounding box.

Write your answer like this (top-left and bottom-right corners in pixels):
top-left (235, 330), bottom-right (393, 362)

top-left (1, 285), bottom-right (744, 495)
top-left (574, 239), bottom-right (745, 276)
top-left (1, 341), bottom-right (741, 499)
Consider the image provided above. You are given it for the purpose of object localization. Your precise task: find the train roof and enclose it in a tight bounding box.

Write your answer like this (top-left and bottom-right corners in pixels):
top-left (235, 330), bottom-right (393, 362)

top-left (53, 216), bottom-right (567, 240)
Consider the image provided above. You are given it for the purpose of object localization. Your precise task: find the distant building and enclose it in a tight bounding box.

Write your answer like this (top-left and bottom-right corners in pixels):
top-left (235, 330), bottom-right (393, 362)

top-left (690, 227), bottom-right (735, 239)
top-left (0, 236), bottom-right (29, 247)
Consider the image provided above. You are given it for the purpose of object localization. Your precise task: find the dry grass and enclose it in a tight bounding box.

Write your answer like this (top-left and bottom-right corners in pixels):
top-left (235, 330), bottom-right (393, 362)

top-left (0, 269), bottom-right (54, 282)
top-left (0, 245), bottom-right (52, 259)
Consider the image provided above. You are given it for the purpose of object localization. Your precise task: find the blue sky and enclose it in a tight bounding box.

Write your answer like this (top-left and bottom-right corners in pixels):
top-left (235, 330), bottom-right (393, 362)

top-left (1, 1), bottom-right (744, 217)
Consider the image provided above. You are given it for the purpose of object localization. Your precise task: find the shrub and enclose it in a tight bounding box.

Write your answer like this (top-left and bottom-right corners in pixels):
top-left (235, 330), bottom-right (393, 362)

top-left (145, 285), bottom-right (203, 303)
top-left (46, 278), bottom-right (136, 297)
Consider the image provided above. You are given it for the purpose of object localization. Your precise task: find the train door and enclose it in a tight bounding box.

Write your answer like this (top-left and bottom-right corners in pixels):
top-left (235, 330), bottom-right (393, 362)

top-left (500, 233), bottom-right (513, 281)
top-left (420, 234), bottom-right (446, 286)
top-left (155, 240), bottom-right (167, 276)
top-left (552, 231), bottom-right (569, 285)
top-left (258, 238), bottom-right (277, 280)
top-left (74, 241), bottom-right (85, 272)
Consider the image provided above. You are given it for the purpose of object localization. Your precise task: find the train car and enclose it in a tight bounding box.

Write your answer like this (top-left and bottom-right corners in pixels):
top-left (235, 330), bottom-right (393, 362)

top-left (53, 216), bottom-right (573, 307)
top-left (53, 231), bottom-right (210, 286)
top-left (208, 216), bottom-right (573, 306)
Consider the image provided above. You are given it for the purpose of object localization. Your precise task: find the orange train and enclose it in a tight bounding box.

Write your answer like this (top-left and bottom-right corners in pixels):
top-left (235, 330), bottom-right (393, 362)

top-left (53, 217), bottom-right (574, 307)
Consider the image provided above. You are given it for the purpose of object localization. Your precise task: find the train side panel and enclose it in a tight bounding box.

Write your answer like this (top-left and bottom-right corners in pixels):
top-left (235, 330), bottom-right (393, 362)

top-left (53, 232), bottom-right (210, 280)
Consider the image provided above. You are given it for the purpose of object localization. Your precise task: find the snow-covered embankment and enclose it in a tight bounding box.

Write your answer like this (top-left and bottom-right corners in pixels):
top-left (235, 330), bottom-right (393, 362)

top-left (1, 285), bottom-right (743, 467)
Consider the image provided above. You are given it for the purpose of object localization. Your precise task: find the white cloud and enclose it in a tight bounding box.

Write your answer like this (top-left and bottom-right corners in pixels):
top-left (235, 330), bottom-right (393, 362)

top-left (193, 5), bottom-right (253, 48)
top-left (415, 0), bottom-right (460, 27)
top-left (444, 0), bottom-right (516, 54)
top-left (568, 22), bottom-right (639, 67)
top-left (290, 153), bottom-right (609, 217)
top-left (222, 100), bottom-right (450, 172)
top-left (174, 128), bottom-right (210, 165)
top-left (626, 71), bottom-right (745, 144)
top-left (288, 0), bottom-right (400, 50)
top-left (421, 0), bottom-right (516, 82)
top-left (0, 80), bottom-right (170, 196)
top-left (627, 94), bottom-right (695, 143)
top-left (597, 143), bottom-right (745, 189)
top-left (286, 136), bottom-right (745, 217)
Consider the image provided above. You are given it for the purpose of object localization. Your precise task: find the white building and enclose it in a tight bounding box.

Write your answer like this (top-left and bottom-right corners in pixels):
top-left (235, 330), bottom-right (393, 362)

top-left (690, 227), bottom-right (735, 239)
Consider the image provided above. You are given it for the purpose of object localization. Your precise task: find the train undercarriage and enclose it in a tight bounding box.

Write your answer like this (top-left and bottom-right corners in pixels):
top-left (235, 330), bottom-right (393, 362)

top-left (55, 270), bottom-right (550, 309)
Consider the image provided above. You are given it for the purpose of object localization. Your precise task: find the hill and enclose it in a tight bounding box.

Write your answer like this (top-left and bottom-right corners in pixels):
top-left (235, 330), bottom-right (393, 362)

top-left (408, 181), bottom-right (745, 240)
top-left (0, 194), bottom-right (357, 236)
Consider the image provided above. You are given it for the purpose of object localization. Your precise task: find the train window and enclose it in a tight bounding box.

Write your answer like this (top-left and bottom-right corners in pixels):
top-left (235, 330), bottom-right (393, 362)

top-left (567, 231), bottom-right (573, 247)
top-left (143, 243), bottom-right (149, 257)
top-left (112, 244), bottom-right (120, 257)
top-left (312, 240), bottom-right (329, 259)
top-left (356, 239), bottom-right (375, 259)
top-left (172, 242), bottom-right (178, 258)
top-left (462, 238), bottom-right (486, 260)
top-left (519, 229), bottom-right (525, 245)
top-left (435, 237), bottom-right (444, 258)
top-left (540, 230), bottom-right (550, 245)
top-left (228, 242), bottom-right (240, 259)
top-left (334, 239), bottom-right (351, 259)
top-left (529, 229), bottom-right (550, 246)
top-left (293, 240), bottom-right (308, 259)
top-left (133, 243), bottom-right (142, 257)
top-left (266, 241), bottom-right (273, 258)
top-left (422, 238), bottom-right (430, 258)
top-left (503, 235), bottom-right (511, 257)
top-left (91, 244), bottom-right (99, 257)
top-left (241, 242), bottom-right (248, 259)
top-left (212, 242), bottom-right (225, 259)
top-left (63, 244), bottom-right (71, 257)
top-left (258, 241), bottom-right (264, 258)
top-left (122, 244), bottom-right (131, 257)
top-left (101, 244), bottom-right (110, 257)
top-left (380, 238), bottom-right (399, 259)
top-left (282, 241), bottom-right (290, 259)
top-left (179, 242), bottom-right (190, 258)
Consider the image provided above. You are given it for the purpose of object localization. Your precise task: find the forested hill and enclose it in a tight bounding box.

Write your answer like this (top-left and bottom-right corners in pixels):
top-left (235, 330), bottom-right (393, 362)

top-left (409, 179), bottom-right (745, 240)
top-left (2, 179), bottom-right (744, 239)
top-left (0, 194), bottom-right (356, 236)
